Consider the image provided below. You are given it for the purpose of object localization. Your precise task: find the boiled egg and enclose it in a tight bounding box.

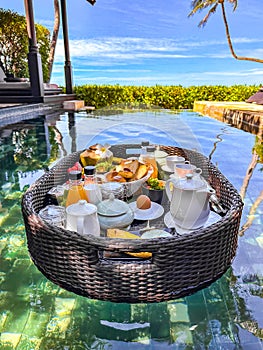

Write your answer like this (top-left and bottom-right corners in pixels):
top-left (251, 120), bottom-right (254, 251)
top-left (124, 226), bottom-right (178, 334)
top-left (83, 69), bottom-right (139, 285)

top-left (136, 195), bottom-right (151, 210)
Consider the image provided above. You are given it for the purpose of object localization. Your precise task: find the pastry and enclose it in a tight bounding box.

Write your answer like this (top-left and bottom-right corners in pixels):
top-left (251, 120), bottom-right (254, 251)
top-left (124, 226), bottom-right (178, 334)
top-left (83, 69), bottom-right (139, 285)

top-left (117, 159), bottom-right (139, 175)
top-left (105, 171), bottom-right (126, 183)
top-left (133, 163), bottom-right (148, 180)
top-left (118, 170), bottom-right (134, 179)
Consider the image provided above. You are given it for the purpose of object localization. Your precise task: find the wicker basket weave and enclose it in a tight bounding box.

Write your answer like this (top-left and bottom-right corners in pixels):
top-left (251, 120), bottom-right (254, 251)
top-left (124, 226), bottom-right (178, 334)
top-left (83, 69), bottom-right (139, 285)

top-left (21, 144), bottom-right (243, 303)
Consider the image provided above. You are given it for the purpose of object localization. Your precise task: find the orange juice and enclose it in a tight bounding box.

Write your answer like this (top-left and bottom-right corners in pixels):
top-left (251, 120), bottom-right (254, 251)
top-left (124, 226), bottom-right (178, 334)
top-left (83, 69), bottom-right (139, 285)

top-left (66, 185), bottom-right (88, 207)
top-left (66, 170), bottom-right (88, 207)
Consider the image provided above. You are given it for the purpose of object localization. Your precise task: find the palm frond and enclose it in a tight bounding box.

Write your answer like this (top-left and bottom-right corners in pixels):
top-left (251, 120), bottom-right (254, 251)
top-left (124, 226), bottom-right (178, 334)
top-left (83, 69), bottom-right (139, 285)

top-left (228, 0), bottom-right (238, 11)
top-left (189, 0), bottom-right (220, 18)
top-left (198, 3), bottom-right (219, 27)
top-left (188, 0), bottom-right (204, 16)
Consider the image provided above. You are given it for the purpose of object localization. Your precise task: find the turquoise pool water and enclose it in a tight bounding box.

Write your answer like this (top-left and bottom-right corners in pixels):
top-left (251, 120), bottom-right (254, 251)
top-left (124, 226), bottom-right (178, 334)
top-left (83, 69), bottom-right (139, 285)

top-left (0, 108), bottom-right (262, 349)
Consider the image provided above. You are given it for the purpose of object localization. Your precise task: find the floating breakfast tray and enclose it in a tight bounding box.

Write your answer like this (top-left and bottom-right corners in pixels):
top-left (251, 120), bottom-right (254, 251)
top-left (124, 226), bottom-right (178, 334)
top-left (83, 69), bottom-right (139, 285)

top-left (21, 144), bottom-right (243, 303)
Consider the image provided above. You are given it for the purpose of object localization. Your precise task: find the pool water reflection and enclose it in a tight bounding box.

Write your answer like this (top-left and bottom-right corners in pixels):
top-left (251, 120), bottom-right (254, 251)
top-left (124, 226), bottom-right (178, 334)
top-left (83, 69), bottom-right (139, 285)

top-left (0, 109), bottom-right (262, 349)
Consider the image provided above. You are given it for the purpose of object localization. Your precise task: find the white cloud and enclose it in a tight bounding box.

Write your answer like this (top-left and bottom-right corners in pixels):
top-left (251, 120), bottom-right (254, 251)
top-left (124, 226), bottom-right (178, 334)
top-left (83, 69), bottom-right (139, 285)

top-left (54, 36), bottom-right (263, 62)
top-left (54, 37), bottom-right (189, 60)
top-left (203, 68), bottom-right (263, 77)
top-left (73, 68), bottom-right (151, 73)
top-left (52, 36), bottom-right (263, 86)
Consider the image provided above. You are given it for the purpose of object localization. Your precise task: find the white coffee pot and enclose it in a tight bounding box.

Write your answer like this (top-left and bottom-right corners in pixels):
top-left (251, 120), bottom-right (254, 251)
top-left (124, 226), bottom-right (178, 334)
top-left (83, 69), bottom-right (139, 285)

top-left (66, 200), bottom-right (100, 236)
top-left (165, 173), bottom-right (215, 230)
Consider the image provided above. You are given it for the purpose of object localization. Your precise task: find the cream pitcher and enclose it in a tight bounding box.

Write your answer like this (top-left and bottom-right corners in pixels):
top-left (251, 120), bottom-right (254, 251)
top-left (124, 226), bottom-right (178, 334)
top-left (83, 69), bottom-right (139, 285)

top-left (165, 173), bottom-right (215, 230)
top-left (66, 200), bottom-right (100, 236)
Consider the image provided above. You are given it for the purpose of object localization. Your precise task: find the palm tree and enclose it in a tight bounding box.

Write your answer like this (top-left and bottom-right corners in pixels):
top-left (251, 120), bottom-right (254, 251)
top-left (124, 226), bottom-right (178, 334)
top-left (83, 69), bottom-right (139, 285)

top-left (189, 0), bottom-right (263, 64)
top-left (47, 0), bottom-right (96, 82)
top-left (47, 0), bottom-right (60, 82)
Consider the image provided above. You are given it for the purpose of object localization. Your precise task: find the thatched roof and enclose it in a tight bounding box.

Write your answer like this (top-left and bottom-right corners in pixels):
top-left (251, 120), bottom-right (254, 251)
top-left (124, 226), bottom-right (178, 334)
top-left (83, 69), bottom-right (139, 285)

top-left (246, 87), bottom-right (263, 105)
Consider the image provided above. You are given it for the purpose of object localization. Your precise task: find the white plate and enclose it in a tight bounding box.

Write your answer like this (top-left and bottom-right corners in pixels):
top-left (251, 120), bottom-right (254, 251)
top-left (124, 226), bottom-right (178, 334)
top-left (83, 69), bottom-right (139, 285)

top-left (164, 211), bottom-right (222, 233)
top-left (164, 212), bottom-right (193, 234)
top-left (161, 165), bottom-right (174, 173)
top-left (141, 229), bottom-right (172, 239)
top-left (129, 201), bottom-right (164, 221)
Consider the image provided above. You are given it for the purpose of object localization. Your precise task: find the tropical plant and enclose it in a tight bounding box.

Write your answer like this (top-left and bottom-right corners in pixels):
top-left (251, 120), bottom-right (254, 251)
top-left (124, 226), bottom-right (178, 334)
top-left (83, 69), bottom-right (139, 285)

top-left (189, 0), bottom-right (263, 64)
top-left (0, 8), bottom-right (28, 78)
top-left (0, 8), bottom-right (51, 82)
top-left (74, 84), bottom-right (259, 110)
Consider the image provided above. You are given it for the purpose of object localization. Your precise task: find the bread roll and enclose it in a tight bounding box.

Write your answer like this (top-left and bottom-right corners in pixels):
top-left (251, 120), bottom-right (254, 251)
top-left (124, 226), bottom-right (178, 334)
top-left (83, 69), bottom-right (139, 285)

top-left (118, 170), bottom-right (134, 179)
top-left (118, 159), bottom-right (139, 175)
top-left (105, 171), bottom-right (126, 183)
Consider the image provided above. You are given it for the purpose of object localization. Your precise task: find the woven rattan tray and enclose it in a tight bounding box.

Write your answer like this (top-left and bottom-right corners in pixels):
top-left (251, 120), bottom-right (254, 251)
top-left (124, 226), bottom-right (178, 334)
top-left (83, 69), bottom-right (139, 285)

top-left (21, 144), bottom-right (243, 303)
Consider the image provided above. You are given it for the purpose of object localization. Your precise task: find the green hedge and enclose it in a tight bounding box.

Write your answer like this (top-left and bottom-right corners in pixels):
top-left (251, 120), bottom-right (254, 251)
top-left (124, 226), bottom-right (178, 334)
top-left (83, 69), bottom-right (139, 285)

top-left (74, 84), bottom-right (260, 110)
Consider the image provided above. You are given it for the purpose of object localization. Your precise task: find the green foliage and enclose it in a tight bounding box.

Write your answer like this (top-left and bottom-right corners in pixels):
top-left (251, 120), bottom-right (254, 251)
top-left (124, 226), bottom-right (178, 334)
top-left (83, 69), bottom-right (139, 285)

top-left (0, 8), bottom-right (50, 82)
top-left (74, 84), bottom-right (260, 110)
top-left (146, 178), bottom-right (165, 190)
top-left (253, 136), bottom-right (263, 163)
top-left (0, 8), bottom-right (28, 77)
top-left (189, 0), bottom-right (238, 27)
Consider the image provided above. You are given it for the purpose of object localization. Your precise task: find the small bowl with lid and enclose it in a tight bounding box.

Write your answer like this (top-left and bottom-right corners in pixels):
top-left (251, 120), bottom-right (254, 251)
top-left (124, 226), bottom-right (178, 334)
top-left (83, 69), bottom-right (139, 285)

top-left (100, 182), bottom-right (124, 199)
top-left (97, 193), bottom-right (134, 231)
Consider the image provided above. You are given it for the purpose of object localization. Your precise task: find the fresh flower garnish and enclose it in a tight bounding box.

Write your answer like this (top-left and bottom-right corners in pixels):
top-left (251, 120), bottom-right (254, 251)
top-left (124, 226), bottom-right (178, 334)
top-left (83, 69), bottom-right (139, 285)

top-left (95, 143), bottom-right (111, 157)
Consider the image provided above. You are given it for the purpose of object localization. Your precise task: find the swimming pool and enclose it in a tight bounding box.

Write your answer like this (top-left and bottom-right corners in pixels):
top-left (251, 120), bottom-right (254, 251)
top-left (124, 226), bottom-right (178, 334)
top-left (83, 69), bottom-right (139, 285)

top-left (0, 108), bottom-right (262, 349)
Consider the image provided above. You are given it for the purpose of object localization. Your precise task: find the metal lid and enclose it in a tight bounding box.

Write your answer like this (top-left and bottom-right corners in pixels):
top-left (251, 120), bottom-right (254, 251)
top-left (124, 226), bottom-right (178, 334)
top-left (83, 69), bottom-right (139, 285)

top-left (68, 170), bottom-right (82, 180)
top-left (97, 193), bottom-right (129, 217)
top-left (84, 165), bottom-right (96, 175)
top-left (146, 146), bottom-right (156, 153)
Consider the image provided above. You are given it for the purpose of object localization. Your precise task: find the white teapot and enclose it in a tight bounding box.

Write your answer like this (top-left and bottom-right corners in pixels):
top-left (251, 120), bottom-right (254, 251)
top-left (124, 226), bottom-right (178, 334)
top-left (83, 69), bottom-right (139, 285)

top-left (165, 173), bottom-right (215, 230)
top-left (66, 200), bottom-right (100, 236)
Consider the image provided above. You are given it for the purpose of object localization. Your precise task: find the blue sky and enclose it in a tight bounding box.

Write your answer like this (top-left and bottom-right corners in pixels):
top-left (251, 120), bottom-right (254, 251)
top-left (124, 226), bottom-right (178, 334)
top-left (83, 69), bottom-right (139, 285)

top-left (2, 0), bottom-right (263, 86)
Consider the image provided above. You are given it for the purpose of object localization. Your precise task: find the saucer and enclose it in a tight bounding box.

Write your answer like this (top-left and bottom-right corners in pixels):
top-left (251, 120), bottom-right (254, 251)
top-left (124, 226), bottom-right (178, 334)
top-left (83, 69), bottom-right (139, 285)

top-left (161, 165), bottom-right (174, 173)
top-left (164, 212), bottom-right (195, 234)
top-left (164, 211), bottom-right (222, 234)
top-left (129, 201), bottom-right (164, 221)
top-left (141, 229), bottom-right (172, 239)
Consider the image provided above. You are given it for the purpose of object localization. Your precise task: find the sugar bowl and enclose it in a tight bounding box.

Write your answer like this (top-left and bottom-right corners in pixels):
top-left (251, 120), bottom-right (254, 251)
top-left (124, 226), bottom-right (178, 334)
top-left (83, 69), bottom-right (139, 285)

top-left (96, 194), bottom-right (134, 231)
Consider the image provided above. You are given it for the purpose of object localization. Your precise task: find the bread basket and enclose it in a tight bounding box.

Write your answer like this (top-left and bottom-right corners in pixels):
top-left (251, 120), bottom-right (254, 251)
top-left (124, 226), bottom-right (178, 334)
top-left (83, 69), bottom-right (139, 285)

top-left (104, 166), bottom-right (153, 198)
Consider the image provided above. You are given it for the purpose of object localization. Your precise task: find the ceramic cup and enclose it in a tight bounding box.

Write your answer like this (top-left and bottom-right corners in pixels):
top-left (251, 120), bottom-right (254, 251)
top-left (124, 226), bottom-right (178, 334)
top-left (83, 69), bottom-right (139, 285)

top-left (166, 155), bottom-right (189, 171)
top-left (174, 163), bottom-right (202, 178)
